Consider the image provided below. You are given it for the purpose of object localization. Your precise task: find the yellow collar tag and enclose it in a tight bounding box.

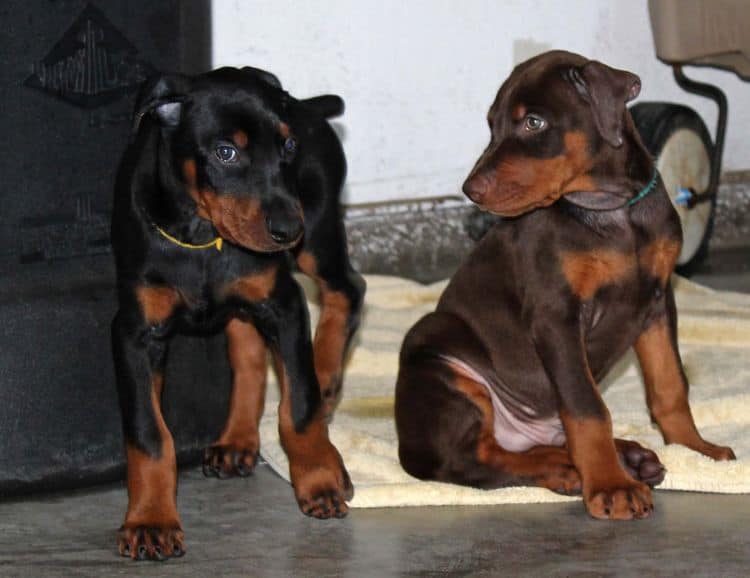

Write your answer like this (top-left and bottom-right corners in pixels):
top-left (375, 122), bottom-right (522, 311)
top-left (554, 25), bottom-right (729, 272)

top-left (155, 225), bottom-right (223, 252)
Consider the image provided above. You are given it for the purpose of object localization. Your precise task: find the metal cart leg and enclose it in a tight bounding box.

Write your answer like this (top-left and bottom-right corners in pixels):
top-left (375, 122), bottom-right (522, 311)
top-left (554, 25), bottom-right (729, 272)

top-left (672, 65), bottom-right (728, 208)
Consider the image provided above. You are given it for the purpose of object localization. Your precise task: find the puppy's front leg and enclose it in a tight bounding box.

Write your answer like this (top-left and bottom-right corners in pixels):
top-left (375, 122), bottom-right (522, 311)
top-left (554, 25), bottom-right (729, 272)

top-left (264, 271), bottom-right (353, 519)
top-left (634, 282), bottom-right (735, 460)
top-left (296, 246), bottom-right (365, 419)
top-left (203, 318), bottom-right (267, 478)
top-left (532, 312), bottom-right (653, 520)
top-left (112, 289), bottom-right (184, 560)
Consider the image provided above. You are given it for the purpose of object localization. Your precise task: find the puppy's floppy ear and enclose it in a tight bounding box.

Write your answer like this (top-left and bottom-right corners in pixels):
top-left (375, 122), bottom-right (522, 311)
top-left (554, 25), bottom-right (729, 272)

top-left (567, 61), bottom-right (641, 148)
top-left (300, 95), bottom-right (345, 119)
top-left (241, 66), bottom-right (283, 89)
top-left (131, 74), bottom-right (191, 136)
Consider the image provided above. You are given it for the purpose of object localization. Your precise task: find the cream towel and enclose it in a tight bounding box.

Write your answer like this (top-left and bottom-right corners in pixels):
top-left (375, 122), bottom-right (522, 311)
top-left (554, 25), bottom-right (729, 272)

top-left (259, 275), bottom-right (750, 507)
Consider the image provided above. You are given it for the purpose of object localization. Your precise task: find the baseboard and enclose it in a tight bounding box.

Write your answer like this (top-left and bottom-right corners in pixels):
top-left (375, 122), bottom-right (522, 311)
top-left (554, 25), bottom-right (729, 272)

top-left (343, 174), bottom-right (750, 282)
top-left (343, 197), bottom-right (474, 283)
top-left (714, 172), bottom-right (750, 248)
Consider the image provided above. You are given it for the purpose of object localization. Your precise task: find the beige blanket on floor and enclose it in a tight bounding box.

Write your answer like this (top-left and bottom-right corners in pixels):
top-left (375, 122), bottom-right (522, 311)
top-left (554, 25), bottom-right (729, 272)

top-left (259, 275), bottom-right (750, 507)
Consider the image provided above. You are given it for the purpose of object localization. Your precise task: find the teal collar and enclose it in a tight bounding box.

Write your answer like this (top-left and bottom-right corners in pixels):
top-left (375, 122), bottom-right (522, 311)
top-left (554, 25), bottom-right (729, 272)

top-left (627, 168), bottom-right (659, 207)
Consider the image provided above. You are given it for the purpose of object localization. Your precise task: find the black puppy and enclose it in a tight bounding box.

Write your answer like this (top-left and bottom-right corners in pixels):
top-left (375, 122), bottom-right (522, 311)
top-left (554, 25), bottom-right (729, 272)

top-left (111, 67), bottom-right (365, 561)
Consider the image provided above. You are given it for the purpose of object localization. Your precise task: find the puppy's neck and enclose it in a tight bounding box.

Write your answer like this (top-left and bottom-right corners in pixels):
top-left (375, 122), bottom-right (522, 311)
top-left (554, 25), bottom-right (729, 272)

top-left (140, 135), bottom-right (219, 245)
top-left (594, 132), bottom-right (654, 199)
top-left (561, 134), bottom-right (656, 233)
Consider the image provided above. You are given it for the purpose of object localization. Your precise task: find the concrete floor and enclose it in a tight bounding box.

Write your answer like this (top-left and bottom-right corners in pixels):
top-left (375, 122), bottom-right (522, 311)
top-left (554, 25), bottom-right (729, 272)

top-left (1, 247), bottom-right (749, 577)
top-left (1, 466), bottom-right (749, 577)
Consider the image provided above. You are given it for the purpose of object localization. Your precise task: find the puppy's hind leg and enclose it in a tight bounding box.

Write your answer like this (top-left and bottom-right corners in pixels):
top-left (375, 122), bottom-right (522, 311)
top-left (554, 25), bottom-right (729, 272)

top-left (395, 314), bottom-right (581, 495)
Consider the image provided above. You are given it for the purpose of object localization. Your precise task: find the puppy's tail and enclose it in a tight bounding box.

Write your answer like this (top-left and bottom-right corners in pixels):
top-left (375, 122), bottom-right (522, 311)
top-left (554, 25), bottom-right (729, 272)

top-left (301, 94), bottom-right (345, 119)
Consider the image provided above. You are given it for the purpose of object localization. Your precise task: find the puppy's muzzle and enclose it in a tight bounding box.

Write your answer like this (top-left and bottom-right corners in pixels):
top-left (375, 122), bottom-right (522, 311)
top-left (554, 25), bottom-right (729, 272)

top-left (200, 191), bottom-right (304, 252)
top-left (462, 173), bottom-right (492, 204)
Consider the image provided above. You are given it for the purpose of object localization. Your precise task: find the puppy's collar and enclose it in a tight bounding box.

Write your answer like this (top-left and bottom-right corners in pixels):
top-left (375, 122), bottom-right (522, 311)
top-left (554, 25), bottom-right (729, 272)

top-left (626, 168), bottom-right (659, 207)
top-left (155, 225), bottom-right (223, 252)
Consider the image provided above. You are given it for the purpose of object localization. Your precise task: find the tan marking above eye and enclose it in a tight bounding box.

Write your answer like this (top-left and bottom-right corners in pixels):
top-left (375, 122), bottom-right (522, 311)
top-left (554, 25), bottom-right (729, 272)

top-left (560, 249), bottom-right (636, 300)
top-left (232, 130), bottom-right (249, 149)
top-left (511, 104), bottom-right (527, 121)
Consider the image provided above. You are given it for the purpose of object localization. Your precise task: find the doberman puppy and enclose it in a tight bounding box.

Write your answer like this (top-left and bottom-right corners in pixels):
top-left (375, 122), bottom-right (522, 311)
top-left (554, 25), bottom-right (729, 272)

top-left (395, 50), bottom-right (735, 520)
top-left (111, 67), bottom-right (364, 560)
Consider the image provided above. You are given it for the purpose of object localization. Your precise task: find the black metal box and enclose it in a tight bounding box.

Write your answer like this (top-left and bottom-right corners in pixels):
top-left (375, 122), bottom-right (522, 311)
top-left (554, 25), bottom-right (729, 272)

top-left (0, 0), bottom-right (226, 495)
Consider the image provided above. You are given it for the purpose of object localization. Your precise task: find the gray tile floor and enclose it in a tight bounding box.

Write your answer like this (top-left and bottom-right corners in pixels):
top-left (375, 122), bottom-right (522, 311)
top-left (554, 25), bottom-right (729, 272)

top-left (1, 247), bottom-right (749, 577)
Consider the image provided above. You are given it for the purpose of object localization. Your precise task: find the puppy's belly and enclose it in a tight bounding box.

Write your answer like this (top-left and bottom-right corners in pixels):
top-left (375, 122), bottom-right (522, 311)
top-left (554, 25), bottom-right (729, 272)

top-left (439, 355), bottom-right (566, 453)
top-left (485, 381), bottom-right (566, 452)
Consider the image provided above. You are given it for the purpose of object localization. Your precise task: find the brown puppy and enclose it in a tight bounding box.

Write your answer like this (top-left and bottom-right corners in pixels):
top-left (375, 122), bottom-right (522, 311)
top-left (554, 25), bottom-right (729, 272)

top-left (395, 51), bottom-right (735, 520)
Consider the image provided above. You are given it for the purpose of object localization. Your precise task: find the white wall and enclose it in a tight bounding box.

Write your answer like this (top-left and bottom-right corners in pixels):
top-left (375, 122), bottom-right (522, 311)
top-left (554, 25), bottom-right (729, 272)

top-left (212, 0), bottom-right (750, 205)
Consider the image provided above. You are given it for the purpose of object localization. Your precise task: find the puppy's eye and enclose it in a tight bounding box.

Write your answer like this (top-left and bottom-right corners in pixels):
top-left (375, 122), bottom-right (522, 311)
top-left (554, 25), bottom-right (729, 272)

top-left (524, 115), bottom-right (547, 132)
top-left (215, 145), bottom-right (238, 163)
top-left (282, 137), bottom-right (297, 156)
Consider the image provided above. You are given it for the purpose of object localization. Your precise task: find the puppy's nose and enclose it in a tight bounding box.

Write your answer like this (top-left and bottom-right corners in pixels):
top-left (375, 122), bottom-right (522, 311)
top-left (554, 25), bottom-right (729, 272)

top-left (462, 174), bottom-right (491, 203)
top-left (266, 215), bottom-right (303, 244)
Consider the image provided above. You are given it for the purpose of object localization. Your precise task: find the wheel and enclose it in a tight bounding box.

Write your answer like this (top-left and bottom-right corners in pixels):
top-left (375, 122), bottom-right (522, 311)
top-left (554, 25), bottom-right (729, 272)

top-left (630, 102), bottom-right (715, 276)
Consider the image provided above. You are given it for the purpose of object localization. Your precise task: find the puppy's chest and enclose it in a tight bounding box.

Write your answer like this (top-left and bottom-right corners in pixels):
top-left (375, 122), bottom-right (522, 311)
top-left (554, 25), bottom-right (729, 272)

top-left (559, 236), bottom-right (681, 322)
top-left (145, 253), bottom-right (280, 330)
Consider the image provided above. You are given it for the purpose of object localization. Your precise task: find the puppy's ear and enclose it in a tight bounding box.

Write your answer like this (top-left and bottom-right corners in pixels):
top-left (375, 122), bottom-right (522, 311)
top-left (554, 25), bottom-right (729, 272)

top-left (567, 61), bottom-right (640, 148)
top-left (241, 66), bottom-right (283, 89)
top-left (132, 74), bottom-right (191, 136)
top-left (299, 95), bottom-right (345, 119)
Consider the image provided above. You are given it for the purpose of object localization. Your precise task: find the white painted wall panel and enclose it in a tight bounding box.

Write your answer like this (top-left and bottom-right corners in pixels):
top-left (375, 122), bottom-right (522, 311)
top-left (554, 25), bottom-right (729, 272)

top-left (212, 0), bottom-right (750, 204)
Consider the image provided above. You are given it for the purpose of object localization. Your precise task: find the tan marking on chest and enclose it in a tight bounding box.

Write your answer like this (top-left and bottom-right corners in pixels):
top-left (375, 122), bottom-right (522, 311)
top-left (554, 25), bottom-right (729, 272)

top-left (639, 238), bottom-right (681, 284)
top-left (296, 250), bottom-right (318, 276)
top-left (135, 286), bottom-right (181, 324)
top-left (224, 266), bottom-right (278, 302)
top-left (560, 250), bottom-right (636, 300)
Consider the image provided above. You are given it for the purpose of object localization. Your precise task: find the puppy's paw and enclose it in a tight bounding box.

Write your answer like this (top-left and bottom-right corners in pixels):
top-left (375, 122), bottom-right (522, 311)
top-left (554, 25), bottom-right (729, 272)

top-left (291, 448), bottom-right (353, 519)
top-left (527, 446), bottom-right (582, 495)
top-left (615, 438), bottom-right (665, 487)
top-left (118, 525), bottom-right (184, 561)
top-left (698, 442), bottom-right (736, 461)
top-left (584, 479), bottom-right (653, 520)
top-left (202, 444), bottom-right (259, 478)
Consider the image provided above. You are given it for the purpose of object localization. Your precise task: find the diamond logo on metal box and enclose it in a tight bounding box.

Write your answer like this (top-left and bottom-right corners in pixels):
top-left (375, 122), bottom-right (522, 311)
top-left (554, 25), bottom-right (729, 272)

top-left (25, 3), bottom-right (155, 108)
